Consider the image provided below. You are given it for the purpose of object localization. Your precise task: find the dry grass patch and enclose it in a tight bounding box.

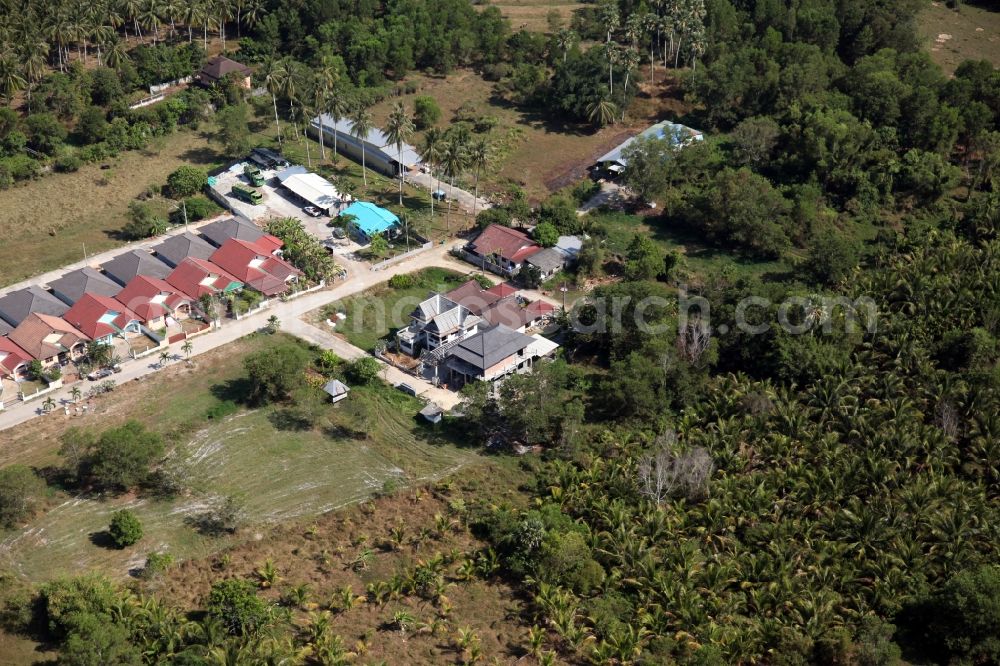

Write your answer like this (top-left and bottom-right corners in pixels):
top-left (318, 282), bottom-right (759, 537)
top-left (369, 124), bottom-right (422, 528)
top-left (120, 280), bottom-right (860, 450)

top-left (918, 1), bottom-right (1000, 73)
top-left (0, 129), bottom-right (225, 287)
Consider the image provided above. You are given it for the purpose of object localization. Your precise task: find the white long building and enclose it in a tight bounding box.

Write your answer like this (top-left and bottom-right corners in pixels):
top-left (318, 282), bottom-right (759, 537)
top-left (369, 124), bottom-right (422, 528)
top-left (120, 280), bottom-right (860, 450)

top-left (309, 114), bottom-right (422, 177)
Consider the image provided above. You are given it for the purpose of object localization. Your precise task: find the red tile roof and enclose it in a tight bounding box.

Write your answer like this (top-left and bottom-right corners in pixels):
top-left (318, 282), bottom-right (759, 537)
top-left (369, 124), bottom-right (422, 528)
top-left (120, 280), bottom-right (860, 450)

top-left (116, 275), bottom-right (193, 323)
top-left (9, 313), bottom-right (89, 361)
top-left (485, 283), bottom-right (517, 298)
top-left (167, 258), bottom-right (243, 300)
top-left (471, 224), bottom-right (541, 263)
top-left (0, 336), bottom-right (31, 375)
top-left (444, 280), bottom-right (503, 315)
top-left (63, 293), bottom-right (140, 340)
top-left (210, 238), bottom-right (300, 296)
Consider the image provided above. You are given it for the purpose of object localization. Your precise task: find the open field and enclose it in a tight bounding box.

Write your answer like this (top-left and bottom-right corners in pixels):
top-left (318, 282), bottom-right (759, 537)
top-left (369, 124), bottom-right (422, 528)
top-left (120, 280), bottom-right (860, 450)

top-left (363, 69), bottom-right (670, 202)
top-left (918, 1), bottom-right (1000, 72)
top-left (487, 0), bottom-right (585, 32)
top-left (0, 333), bottom-right (481, 584)
top-left (0, 129), bottom-right (227, 287)
top-left (314, 267), bottom-right (469, 351)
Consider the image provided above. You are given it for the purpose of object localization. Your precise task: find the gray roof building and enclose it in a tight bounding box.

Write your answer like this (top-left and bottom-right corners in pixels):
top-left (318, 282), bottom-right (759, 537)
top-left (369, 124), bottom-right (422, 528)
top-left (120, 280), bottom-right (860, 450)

top-left (448, 324), bottom-right (535, 373)
top-left (525, 247), bottom-right (566, 274)
top-left (0, 286), bottom-right (69, 327)
top-left (199, 217), bottom-right (266, 248)
top-left (312, 114), bottom-right (421, 176)
top-left (101, 250), bottom-right (172, 286)
top-left (152, 232), bottom-right (216, 268)
top-left (48, 268), bottom-right (122, 305)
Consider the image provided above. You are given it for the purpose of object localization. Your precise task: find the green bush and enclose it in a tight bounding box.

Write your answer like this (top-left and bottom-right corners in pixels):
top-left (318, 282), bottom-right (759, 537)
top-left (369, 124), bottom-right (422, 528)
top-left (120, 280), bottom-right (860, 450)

top-left (170, 195), bottom-right (220, 224)
top-left (53, 153), bottom-right (82, 173)
top-left (108, 509), bottom-right (143, 548)
top-left (141, 552), bottom-right (174, 579)
top-left (413, 96), bottom-right (441, 130)
top-left (206, 399), bottom-right (240, 420)
top-left (207, 579), bottom-right (272, 636)
top-left (0, 465), bottom-right (47, 527)
top-left (388, 274), bottom-right (414, 289)
top-left (346, 356), bottom-right (381, 384)
top-left (1, 155), bottom-right (41, 181)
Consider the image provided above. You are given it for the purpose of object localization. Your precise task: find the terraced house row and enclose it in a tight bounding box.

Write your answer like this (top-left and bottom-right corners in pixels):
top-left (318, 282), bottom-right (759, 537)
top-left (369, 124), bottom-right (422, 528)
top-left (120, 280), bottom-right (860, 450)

top-left (0, 218), bottom-right (300, 385)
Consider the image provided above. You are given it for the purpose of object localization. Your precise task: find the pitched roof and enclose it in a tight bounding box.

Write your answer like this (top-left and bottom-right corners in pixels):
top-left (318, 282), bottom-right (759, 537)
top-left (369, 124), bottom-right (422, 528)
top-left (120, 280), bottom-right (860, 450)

top-left (199, 217), bottom-right (281, 254)
top-left (444, 280), bottom-right (502, 315)
top-left (63, 293), bottom-right (140, 340)
top-left (116, 275), bottom-right (192, 323)
top-left (597, 120), bottom-right (704, 167)
top-left (317, 115), bottom-right (422, 167)
top-left (323, 379), bottom-right (350, 398)
top-left (167, 258), bottom-right (243, 300)
top-left (425, 303), bottom-right (479, 336)
top-left (341, 201), bottom-right (399, 236)
top-left (0, 320), bottom-right (11, 336)
top-left (209, 238), bottom-right (300, 296)
top-left (525, 247), bottom-right (566, 272)
top-left (447, 324), bottom-right (535, 371)
top-left (410, 294), bottom-right (461, 322)
top-left (152, 232), bottom-right (216, 267)
top-left (471, 224), bottom-right (540, 263)
top-left (277, 167), bottom-right (341, 210)
top-left (9, 313), bottom-right (89, 360)
top-left (48, 267), bottom-right (122, 305)
top-left (482, 297), bottom-right (530, 329)
top-left (485, 283), bottom-right (517, 298)
top-left (0, 336), bottom-right (31, 375)
top-left (0, 286), bottom-right (68, 327)
top-left (101, 249), bottom-right (172, 286)
top-left (199, 55), bottom-right (251, 83)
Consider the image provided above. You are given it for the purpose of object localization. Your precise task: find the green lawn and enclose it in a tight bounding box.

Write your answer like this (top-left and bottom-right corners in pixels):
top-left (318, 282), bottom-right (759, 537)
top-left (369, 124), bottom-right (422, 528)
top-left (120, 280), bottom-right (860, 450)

top-left (316, 267), bottom-right (471, 351)
top-left (0, 333), bottom-right (481, 583)
top-left (591, 211), bottom-right (791, 281)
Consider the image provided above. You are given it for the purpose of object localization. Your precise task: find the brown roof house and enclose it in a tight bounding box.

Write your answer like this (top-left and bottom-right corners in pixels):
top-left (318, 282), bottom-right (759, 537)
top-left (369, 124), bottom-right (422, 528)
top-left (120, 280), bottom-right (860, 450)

top-left (9, 313), bottom-right (89, 367)
top-left (464, 224), bottom-right (541, 277)
top-left (197, 55), bottom-right (252, 89)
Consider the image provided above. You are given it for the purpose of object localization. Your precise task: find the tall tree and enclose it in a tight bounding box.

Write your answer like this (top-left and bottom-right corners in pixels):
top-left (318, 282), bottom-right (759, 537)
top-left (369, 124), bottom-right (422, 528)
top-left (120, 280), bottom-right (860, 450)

top-left (384, 101), bottom-right (415, 206)
top-left (420, 127), bottom-right (445, 221)
top-left (440, 136), bottom-right (469, 233)
top-left (348, 103), bottom-right (374, 187)
top-left (468, 136), bottom-right (492, 218)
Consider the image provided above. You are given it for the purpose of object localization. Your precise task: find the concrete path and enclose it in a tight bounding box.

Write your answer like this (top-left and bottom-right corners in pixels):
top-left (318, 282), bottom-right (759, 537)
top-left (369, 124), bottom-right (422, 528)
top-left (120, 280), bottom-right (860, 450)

top-left (407, 171), bottom-right (490, 216)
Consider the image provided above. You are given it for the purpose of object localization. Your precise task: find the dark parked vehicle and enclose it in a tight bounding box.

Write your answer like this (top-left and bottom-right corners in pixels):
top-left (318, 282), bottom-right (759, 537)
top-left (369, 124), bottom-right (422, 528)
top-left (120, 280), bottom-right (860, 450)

top-left (303, 205), bottom-right (323, 218)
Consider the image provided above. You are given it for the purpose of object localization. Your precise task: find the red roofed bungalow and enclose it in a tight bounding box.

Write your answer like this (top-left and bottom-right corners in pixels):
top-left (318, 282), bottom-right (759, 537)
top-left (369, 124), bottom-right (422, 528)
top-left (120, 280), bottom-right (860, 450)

top-left (116, 275), bottom-right (194, 328)
top-left (209, 238), bottom-right (301, 296)
top-left (466, 224), bottom-right (541, 277)
top-left (63, 293), bottom-right (142, 344)
top-left (167, 258), bottom-right (243, 301)
top-left (0, 336), bottom-right (32, 379)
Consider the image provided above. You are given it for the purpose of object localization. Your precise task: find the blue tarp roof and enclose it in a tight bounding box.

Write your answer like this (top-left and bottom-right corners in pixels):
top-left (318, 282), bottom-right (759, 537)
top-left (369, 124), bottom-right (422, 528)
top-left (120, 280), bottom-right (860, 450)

top-left (341, 201), bottom-right (399, 236)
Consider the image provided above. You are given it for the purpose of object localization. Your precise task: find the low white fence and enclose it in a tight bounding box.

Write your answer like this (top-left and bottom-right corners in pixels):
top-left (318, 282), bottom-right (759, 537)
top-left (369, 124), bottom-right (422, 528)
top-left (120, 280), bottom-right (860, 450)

top-left (370, 242), bottom-right (434, 271)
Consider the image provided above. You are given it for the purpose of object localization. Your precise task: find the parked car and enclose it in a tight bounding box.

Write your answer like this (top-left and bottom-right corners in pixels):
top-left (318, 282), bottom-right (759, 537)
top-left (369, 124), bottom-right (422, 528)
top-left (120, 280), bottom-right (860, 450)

top-left (302, 205), bottom-right (323, 217)
top-left (331, 226), bottom-right (346, 239)
top-left (87, 367), bottom-right (114, 381)
top-left (432, 189), bottom-right (447, 201)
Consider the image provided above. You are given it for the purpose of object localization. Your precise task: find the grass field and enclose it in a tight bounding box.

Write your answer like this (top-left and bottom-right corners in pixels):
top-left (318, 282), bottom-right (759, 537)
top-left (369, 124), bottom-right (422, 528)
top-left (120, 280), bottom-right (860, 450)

top-left (486, 0), bottom-right (585, 32)
top-left (315, 267), bottom-right (470, 351)
top-left (0, 333), bottom-right (481, 584)
top-left (0, 129), bottom-right (227, 288)
top-left (918, 1), bottom-right (1000, 72)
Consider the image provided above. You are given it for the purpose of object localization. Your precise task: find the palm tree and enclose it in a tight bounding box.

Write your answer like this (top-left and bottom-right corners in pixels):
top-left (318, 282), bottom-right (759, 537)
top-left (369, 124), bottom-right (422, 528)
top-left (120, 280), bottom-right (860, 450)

top-left (182, 340), bottom-right (193, 362)
top-left (555, 28), bottom-right (577, 63)
top-left (348, 103), bottom-right (374, 187)
top-left (314, 59), bottom-right (340, 161)
top-left (587, 97), bottom-right (618, 128)
top-left (326, 93), bottom-right (350, 162)
top-left (19, 37), bottom-right (48, 107)
top-left (384, 101), bottom-right (415, 207)
top-left (440, 136), bottom-right (468, 233)
top-left (419, 127), bottom-right (444, 220)
top-left (468, 136), bottom-right (491, 219)
top-left (0, 56), bottom-right (26, 103)
top-left (42, 396), bottom-right (56, 413)
top-left (260, 58), bottom-right (287, 146)
top-left (159, 350), bottom-right (170, 367)
top-left (70, 386), bottom-right (82, 404)
top-left (180, 1), bottom-right (204, 42)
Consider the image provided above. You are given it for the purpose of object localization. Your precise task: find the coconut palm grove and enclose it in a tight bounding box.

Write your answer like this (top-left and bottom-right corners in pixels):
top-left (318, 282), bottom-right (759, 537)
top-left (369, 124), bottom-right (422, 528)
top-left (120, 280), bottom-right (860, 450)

top-left (0, 0), bottom-right (999, 664)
